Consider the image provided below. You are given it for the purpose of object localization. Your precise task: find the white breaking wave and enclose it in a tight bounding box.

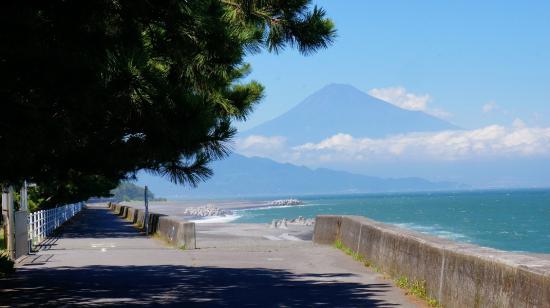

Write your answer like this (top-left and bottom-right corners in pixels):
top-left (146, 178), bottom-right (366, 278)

top-left (392, 222), bottom-right (471, 242)
top-left (243, 202), bottom-right (316, 211)
top-left (190, 214), bottom-right (242, 224)
top-left (245, 205), bottom-right (298, 211)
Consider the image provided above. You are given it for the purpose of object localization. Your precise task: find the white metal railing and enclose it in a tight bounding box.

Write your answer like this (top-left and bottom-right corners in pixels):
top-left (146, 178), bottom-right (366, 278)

top-left (28, 202), bottom-right (85, 245)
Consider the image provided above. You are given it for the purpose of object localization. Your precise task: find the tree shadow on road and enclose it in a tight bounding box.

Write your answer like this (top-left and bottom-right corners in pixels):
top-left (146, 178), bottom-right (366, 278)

top-left (0, 264), bottom-right (401, 307)
top-left (54, 206), bottom-right (143, 239)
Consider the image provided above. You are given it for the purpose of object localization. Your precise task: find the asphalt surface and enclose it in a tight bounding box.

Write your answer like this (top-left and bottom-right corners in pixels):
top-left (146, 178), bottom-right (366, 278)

top-left (0, 204), bottom-right (421, 307)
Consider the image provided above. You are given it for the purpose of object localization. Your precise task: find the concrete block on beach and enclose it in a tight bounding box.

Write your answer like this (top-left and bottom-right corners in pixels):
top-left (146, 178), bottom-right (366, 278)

top-left (157, 216), bottom-right (196, 249)
top-left (314, 215), bottom-right (550, 308)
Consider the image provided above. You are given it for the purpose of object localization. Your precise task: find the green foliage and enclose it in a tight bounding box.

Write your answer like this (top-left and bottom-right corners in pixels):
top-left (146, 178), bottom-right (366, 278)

top-left (27, 186), bottom-right (46, 212)
top-left (1, 223), bottom-right (12, 276)
top-left (0, 1), bottom-right (335, 208)
top-left (0, 252), bottom-right (14, 276)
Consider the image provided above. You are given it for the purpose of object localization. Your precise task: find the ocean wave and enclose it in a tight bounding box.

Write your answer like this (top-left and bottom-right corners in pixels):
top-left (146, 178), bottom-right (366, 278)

top-left (190, 214), bottom-right (242, 223)
top-left (392, 222), bottom-right (471, 242)
top-left (253, 205), bottom-right (297, 210)
top-left (239, 202), bottom-right (318, 212)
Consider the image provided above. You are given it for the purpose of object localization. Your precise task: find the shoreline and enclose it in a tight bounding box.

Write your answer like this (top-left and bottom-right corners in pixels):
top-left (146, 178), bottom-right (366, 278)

top-left (121, 199), bottom-right (308, 224)
top-left (119, 198), bottom-right (550, 256)
top-left (120, 199), bottom-right (266, 223)
top-left (122, 199), bottom-right (291, 211)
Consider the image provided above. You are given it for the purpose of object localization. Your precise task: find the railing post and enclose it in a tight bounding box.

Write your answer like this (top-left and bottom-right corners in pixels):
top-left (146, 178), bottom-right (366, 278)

top-left (28, 212), bottom-right (32, 245)
top-left (32, 212), bottom-right (35, 245)
top-left (36, 211), bottom-right (39, 242)
top-left (46, 210), bottom-right (49, 236)
top-left (41, 210), bottom-right (44, 241)
top-left (48, 209), bottom-right (50, 235)
top-left (38, 210), bottom-right (42, 242)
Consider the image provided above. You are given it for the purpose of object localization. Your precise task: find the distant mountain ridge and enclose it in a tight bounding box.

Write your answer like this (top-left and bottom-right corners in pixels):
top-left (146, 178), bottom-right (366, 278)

top-left (241, 84), bottom-right (458, 145)
top-left (137, 84), bottom-right (466, 198)
top-left (137, 154), bottom-right (464, 199)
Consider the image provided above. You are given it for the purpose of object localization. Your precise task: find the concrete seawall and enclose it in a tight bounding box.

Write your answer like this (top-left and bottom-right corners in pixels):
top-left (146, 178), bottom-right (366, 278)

top-left (314, 215), bottom-right (550, 308)
top-left (108, 203), bottom-right (196, 249)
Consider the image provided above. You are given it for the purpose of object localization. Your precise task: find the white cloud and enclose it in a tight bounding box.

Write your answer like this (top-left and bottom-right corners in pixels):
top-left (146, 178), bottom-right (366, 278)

top-left (236, 124), bottom-right (550, 164)
top-left (512, 118), bottom-right (526, 128)
top-left (294, 125), bottom-right (550, 162)
top-left (482, 101), bottom-right (510, 116)
top-left (235, 135), bottom-right (287, 157)
top-left (482, 101), bottom-right (498, 113)
top-left (428, 108), bottom-right (452, 119)
top-left (368, 87), bottom-right (429, 111)
top-left (368, 86), bottom-right (452, 119)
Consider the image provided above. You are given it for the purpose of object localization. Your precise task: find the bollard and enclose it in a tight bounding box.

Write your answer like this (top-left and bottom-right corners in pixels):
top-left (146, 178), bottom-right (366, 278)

top-left (144, 186), bottom-right (149, 235)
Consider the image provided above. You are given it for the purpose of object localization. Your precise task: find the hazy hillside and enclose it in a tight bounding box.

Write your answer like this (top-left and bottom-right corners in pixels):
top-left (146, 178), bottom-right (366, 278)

top-left (136, 154), bottom-right (464, 199)
top-left (110, 182), bottom-right (164, 202)
top-left (241, 84), bottom-right (458, 145)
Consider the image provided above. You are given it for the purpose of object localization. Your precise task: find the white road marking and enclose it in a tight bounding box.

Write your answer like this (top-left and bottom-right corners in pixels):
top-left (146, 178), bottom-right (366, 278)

top-left (263, 235), bottom-right (282, 241)
top-left (267, 258), bottom-right (284, 261)
top-left (280, 233), bottom-right (303, 241)
top-left (91, 243), bottom-right (116, 248)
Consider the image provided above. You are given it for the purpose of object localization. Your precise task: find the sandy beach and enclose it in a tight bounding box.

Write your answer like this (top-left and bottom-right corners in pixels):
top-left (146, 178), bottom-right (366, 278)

top-left (119, 199), bottom-right (316, 241)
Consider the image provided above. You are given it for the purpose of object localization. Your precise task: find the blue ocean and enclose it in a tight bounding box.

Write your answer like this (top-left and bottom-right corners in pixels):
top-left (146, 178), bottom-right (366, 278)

top-left (233, 189), bottom-right (550, 253)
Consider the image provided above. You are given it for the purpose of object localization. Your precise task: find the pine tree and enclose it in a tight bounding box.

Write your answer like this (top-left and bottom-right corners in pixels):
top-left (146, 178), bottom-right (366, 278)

top-left (0, 0), bottom-right (335, 208)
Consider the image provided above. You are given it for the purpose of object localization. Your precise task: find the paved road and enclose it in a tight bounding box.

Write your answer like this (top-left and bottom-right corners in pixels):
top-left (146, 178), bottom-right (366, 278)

top-left (0, 204), bottom-right (421, 307)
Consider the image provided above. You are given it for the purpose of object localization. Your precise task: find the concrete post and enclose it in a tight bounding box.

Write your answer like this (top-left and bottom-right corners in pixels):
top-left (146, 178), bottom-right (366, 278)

top-left (21, 182), bottom-right (29, 254)
top-left (1, 186), bottom-right (16, 260)
top-left (1, 187), bottom-right (6, 252)
top-left (20, 181), bottom-right (28, 212)
top-left (144, 186), bottom-right (149, 235)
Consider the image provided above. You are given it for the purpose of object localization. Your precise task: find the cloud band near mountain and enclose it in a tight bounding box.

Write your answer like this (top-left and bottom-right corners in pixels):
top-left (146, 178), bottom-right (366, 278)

top-left (236, 123), bottom-right (550, 163)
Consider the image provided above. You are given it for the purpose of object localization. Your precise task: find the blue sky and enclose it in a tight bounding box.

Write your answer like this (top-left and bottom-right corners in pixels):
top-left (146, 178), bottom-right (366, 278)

top-left (238, 0), bottom-right (550, 131)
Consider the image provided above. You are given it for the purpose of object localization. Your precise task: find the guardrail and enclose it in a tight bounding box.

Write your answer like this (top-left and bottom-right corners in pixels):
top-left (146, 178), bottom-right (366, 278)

top-left (28, 202), bottom-right (85, 245)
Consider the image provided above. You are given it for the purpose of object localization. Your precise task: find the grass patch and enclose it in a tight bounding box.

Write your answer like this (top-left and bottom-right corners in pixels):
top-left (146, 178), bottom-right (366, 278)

top-left (334, 240), bottom-right (381, 272)
top-left (334, 239), bottom-right (441, 307)
top-left (395, 276), bottom-right (441, 307)
top-left (0, 227), bottom-right (5, 250)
